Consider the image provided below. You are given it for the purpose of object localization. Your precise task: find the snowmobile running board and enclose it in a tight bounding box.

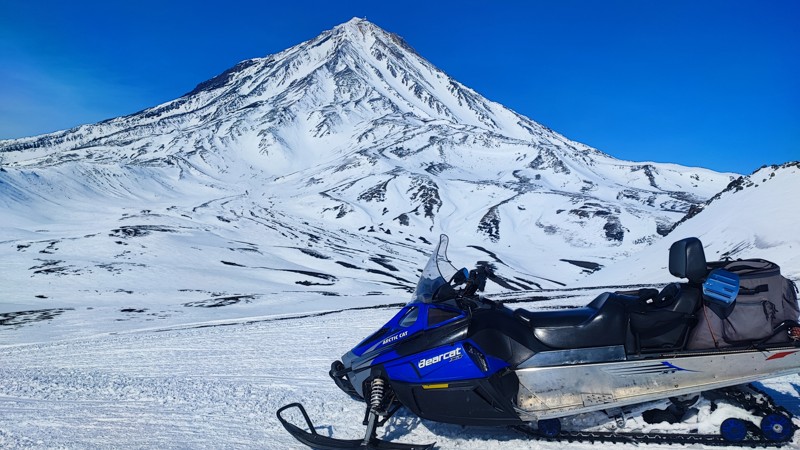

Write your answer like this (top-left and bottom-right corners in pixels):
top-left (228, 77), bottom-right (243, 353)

top-left (276, 403), bottom-right (435, 450)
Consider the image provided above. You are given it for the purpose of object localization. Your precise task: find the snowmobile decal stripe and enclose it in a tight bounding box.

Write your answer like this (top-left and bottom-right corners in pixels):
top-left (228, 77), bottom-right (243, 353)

top-left (766, 350), bottom-right (799, 361)
top-left (602, 361), bottom-right (697, 376)
top-left (661, 361), bottom-right (697, 372)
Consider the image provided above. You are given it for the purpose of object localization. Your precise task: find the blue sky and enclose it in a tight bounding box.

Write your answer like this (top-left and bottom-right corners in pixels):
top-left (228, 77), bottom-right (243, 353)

top-left (0, 0), bottom-right (797, 174)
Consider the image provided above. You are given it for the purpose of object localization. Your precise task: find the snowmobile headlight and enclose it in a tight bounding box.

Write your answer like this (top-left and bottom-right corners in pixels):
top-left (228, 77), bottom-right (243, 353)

top-left (463, 343), bottom-right (489, 372)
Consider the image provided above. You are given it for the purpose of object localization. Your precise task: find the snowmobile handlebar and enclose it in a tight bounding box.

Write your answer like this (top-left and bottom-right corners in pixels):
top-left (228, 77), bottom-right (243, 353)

top-left (448, 265), bottom-right (489, 299)
top-left (462, 266), bottom-right (488, 297)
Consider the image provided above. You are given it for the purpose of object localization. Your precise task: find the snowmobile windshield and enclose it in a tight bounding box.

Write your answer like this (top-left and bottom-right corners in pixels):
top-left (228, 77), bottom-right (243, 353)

top-left (411, 234), bottom-right (461, 304)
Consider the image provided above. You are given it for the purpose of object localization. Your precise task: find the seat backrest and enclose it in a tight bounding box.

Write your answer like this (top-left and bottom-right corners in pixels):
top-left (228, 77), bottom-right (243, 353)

top-left (669, 237), bottom-right (707, 284)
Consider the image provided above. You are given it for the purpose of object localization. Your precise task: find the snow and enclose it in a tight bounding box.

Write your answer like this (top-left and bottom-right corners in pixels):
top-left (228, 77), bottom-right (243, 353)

top-left (2, 298), bottom-right (799, 449)
top-left (582, 163), bottom-right (800, 286)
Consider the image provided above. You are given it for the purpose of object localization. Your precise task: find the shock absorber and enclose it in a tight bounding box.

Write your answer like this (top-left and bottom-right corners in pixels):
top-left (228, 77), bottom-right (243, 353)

top-left (369, 377), bottom-right (386, 413)
top-left (362, 377), bottom-right (388, 445)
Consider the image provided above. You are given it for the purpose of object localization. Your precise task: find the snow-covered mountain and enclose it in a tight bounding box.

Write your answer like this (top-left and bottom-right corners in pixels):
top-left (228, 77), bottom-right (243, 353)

top-left (0, 18), bottom-right (742, 327)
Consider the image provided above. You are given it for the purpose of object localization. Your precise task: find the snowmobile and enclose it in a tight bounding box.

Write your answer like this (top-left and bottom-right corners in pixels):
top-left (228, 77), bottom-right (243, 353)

top-left (278, 234), bottom-right (800, 449)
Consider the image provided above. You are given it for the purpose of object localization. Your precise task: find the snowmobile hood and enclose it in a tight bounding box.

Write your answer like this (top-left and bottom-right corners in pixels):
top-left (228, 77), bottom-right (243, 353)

top-left (348, 301), bottom-right (469, 360)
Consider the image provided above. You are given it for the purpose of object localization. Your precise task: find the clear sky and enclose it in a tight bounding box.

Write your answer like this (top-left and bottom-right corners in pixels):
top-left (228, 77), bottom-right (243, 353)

top-left (0, 0), bottom-right (797, 174)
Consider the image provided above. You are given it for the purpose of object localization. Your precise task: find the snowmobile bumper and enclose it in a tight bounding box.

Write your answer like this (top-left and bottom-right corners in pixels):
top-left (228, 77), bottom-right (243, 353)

top-left (277, 403), bottom-right (434, 450)
top-left (330, 360), bottom-right (362, 400)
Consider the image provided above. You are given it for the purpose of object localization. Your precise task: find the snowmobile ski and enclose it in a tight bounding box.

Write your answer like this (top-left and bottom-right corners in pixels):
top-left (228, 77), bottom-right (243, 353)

top-left (277, 403), bottom-right (434, 450)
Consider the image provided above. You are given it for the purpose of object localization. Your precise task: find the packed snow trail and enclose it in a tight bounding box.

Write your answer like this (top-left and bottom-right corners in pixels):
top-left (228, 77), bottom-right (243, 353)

top-left (2, 305), bottom-right (800, 449)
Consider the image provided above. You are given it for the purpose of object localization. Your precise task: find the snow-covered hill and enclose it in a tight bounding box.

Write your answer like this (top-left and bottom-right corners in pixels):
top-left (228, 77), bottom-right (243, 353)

top-left (582, 162), bottom-right (800, 286)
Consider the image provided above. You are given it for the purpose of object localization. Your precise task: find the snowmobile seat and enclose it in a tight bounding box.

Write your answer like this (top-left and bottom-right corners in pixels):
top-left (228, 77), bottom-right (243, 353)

top-left (514, 239), bottom-right (710, 352)
top-left (514, 293), bottom-right (633, 350)
top-left (629, 282), bottom-right (701, 352)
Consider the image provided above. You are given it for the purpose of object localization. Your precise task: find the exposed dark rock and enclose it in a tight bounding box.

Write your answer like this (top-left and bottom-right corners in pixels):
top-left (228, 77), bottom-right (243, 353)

top-left (477, 206), bottom-right (501, 242)
top-left (408, 176), bottom-right (441, 219)
top-left (560, 259), bottom-right (603, 274)
top-left (109, 225), bottom-right (176, 239)
top-left (528, 148), bottom-right (571, 174)
top-left (221, 260), bottom-right (246, 267)
top-left (183, 295), bottom-right (256, 308)
top-left (603, 217), bottom-right (625, 242)
top-left (0, 308), bottom-right (73, 327)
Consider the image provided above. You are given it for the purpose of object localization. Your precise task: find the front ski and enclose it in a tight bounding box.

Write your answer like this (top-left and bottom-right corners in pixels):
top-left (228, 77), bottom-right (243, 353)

top-left (277, 403), bottom-right (434, 450)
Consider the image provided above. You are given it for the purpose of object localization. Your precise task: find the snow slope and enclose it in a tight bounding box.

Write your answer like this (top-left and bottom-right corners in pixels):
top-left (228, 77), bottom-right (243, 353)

top-left (582, 162), bottom-right (800, 286)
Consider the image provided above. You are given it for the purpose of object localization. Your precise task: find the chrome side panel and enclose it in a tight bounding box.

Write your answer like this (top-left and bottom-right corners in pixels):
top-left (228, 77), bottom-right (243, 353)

top-left (515, 347), bottom-right (800, 421)
top-left (520, 345), bottom-right (626, 367)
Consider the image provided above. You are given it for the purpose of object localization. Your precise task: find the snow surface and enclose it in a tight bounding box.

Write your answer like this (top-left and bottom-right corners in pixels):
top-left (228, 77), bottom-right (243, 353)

top-left (2, 295), bottom-right (799, 449)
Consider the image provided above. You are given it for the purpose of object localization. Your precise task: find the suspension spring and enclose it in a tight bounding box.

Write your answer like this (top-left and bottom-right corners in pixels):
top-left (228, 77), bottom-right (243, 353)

top-left (369, 378), bottom-right (386, 412)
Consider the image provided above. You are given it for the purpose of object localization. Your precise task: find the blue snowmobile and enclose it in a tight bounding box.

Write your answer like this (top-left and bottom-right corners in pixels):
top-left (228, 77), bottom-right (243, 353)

top-left (278, 234), bottom-right (800, 449)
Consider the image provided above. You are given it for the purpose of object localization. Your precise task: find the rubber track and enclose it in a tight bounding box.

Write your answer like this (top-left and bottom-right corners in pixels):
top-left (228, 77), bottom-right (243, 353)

top-left (513, 384), bottom-right (796, 447)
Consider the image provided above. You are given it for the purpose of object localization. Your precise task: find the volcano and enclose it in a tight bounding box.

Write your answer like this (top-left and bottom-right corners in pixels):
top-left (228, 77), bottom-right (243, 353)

top-left (0, 18), bottom-right (736, 316)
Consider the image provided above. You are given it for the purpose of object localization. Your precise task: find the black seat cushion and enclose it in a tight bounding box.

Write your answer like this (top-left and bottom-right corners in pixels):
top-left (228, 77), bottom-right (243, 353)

top-left (515, 293), bottom-right (632, 350)
top-left (630, 284), bottom-right (701, 349)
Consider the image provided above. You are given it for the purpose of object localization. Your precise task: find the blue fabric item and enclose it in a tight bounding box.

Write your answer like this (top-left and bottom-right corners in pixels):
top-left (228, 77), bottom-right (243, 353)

top-left (703, 268), bottom-right (740, 305)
